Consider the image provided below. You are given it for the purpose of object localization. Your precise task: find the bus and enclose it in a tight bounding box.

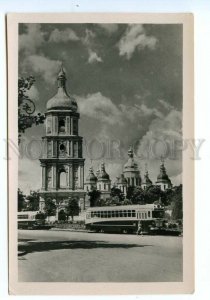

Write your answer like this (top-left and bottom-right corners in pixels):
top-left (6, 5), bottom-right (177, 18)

top-left (85, 204), bottom-right (165, 234)
top-left (18, 211), bottom-right (52, 230)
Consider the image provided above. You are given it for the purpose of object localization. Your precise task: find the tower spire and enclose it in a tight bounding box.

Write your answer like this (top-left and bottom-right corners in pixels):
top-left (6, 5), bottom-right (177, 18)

top-left (57, 64), bottom-right (67, 89)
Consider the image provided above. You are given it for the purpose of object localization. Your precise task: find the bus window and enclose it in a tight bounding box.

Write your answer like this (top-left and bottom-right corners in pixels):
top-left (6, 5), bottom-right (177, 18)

top-left (123, 210), bottom-right (127, 217)
top-left (132, 210), bottom-right (136, 217)
top-left (148, 211), bottom-right (151, 218)
top-left (141, 213), bottom-right (144, 219)
top-left (91, 212), bottom-right (94, 218)
top-left (115, 211), bottom-right (119, 217)
top-left (107, 211), bottom-right (111, 218)
top-left (104, 211), bottom-right (107, 218)
top-left (112, 211), bottom-right (115, 218)
top-left (128, 210), bottom-right (131, 217)
top-left (145, 212), bottom-right (147, 219)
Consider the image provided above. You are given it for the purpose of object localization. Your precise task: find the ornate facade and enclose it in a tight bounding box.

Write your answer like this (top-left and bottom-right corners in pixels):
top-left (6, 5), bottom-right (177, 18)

top-left (39, 67), bottom-right (86, 216)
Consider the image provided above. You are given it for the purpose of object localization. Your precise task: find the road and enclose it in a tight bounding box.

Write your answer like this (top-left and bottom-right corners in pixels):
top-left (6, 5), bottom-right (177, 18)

top-left (18, 229), bottom-right (182, 282)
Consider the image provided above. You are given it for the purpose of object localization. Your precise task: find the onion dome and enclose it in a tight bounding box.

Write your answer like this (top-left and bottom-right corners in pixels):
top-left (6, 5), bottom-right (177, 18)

top-left (85, 166), bottom-right (97, 184)
top-left (98, 162), bottom-right (110, 181)
top-left (156, 160), bottom-right (171, 183)
top-left (46, 66), bottom-right (78, 111)
top-left (124, 147), bottom-right (139, 171)
top-left (142, 170), bottom-right (152, 185)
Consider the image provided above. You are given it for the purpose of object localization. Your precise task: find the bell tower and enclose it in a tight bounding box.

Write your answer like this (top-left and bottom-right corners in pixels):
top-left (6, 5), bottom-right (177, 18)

top-left (39, 67), bottom-right (85, 215)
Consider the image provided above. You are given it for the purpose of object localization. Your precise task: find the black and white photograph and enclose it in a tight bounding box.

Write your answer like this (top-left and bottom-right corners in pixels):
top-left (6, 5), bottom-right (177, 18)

top-left (7, 13), bottom-right (194, 295)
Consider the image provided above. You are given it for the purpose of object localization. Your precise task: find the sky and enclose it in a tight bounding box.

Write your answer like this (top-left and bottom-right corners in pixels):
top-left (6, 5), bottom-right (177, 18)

top-left (18, 23), bottom-right (183, 194)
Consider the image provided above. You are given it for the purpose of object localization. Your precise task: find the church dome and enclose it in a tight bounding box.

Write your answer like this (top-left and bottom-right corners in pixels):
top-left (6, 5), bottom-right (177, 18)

top-left (98, 163), bottom-right (110, 181)
top-left (46, 67), bottom-right (78, 111)
top-left (123, 147), bottom-right (139, 171)
top-left (85, 167), bottom-right (97, 183)
top-left (142, 171), bottom-right (152, 185)
top-left (156, 161), bottom-right (171, 183)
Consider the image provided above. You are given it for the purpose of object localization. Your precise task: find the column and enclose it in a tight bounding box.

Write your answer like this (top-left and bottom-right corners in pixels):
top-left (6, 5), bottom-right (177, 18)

top-left (69, 164), bottom-right (73, 189)
top-left (78, 165), bottom-right (81, 188)
top-left (80, 165), bottom-right (84, 189)
top-left (42, 164), bottom-right (46, 189)
top-left (70, 117), bottom-right (73, 135)
top-left (52, 164), bottom-right (56, 189)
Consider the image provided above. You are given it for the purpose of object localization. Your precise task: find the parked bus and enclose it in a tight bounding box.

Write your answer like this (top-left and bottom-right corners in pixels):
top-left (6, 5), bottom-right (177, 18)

top-left (18, 211), bottom-right (52, 230)
top-left (85, 204), bottom-right (165, 234)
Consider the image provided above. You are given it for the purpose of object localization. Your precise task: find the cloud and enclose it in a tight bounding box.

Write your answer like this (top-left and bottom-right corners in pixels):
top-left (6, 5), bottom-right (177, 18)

top-left (49, 28), bottom-right (79, 43)
top-left (158, 99), bottom-right (175, 111)
top-left (88, 49), bottom-right (103, 63)
top-left (77, 92), bottom-right (122, 125)
top-left (98, 24), bottom-right (119, 34)
top-left (82, 29), bottom-right (103, 64)
top-left (118, 24), bottom-right (158, 59)
top-left (119, 103), bottom-right (163, 120)
top-left (19, 24), bottom-right (45, 54)
top-left (21, 55), bottom-right (61, 85)
top-left (77, 92), bottom-right (164, 126)
top-left (25, 85), bottom-right (40, 102)
top-left (137, 109), bottom-right (182, 167)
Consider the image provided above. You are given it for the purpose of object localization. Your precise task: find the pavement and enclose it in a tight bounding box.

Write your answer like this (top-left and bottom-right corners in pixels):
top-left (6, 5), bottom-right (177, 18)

top-left (18, 229), bottom-right (183, 282)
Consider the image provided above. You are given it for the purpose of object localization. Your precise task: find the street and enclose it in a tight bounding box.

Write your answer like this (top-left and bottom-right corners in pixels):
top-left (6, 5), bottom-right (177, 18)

top-left (18, 229), bottom-right (182, 282)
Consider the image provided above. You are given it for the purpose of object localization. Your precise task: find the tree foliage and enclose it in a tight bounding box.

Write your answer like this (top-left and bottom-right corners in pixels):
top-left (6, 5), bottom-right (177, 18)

top-left (44, 198), bottom-right (57, 216)
top-left (88, 190), bottom-right (101, 207)
top-left (66, 198), bottom-right (80, 221)
top-left (58, 209), bottom-right (67, 221)
top-left (26, 190), bottom-right (40, 211)
top-left (18, 76), bottom-right (45, 142)
top-left (171, 185), bottom-right (183, 220)
top-left (18, 188), bottom-right (26, 212)
top-left (110, 187), bottom-right (125, 201)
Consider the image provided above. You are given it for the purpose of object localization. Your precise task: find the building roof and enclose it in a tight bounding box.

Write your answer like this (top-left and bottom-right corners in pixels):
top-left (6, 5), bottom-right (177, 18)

top-left (142, 171), bottom-right (153, 185)
top-left (85, 166), bottom-right (97, 183)
top-left (156, 161), bottom-right (171, 184)
top-left (46, 66), bottom-right (78, 111)
top-left (98, 162), bottom-right (110, 181)
top-left (123, 147), bottom-right (139, 172)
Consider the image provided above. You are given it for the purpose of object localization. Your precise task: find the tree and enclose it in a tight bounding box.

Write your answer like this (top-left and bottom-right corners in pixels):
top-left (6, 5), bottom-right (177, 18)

top-left (18, 188), bottom-right (26, 212)
top-left (66, 198), bottom-right (80, 221)
top-left (95, 198), bottom-right (107, 207)
top-left (144, 185), bottom-right (166, 205)
top-left (44, 198), bottom-right (57, 217)
top-left (127, 186), bottom-right (145, 204)
top-left (106, 195), bottom-right (122, 206)
top-left (26, 190), bottom-right (40, 211)
top-left (88, 190), bottom-right (101, 207)
top-left (121, 199), bottom-right (132, 205)
top-left (18, 76), bottom-right (45, 143)
top-left (110, 187), bottom-right (125, 202)
top-left (58, 209), bottom-right (67, 222)
top-left (171, 185), bottom-right (183, 220)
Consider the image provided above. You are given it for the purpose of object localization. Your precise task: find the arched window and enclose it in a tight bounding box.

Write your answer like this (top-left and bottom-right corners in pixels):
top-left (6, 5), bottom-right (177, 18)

top-left (59, 119), bottom-right (66, 133)
top-left (59, 169), bottom-right (67, 188)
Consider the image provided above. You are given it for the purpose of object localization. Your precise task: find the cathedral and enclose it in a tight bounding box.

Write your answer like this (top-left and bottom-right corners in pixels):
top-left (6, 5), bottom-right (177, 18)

top-left (39, 67), bottom-right (172, 218)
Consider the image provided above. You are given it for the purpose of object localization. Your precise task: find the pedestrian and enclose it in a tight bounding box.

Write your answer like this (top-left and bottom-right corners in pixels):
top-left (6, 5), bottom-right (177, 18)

top-left (137, 221), bottom-right (143, 236)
